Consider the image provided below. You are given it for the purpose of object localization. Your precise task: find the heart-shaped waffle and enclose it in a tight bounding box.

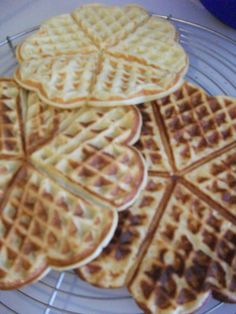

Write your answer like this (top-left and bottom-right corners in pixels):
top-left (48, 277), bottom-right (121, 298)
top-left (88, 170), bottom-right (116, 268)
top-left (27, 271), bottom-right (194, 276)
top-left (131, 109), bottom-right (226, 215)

top-left (0, 78), bottom-right (146, 289)
top-left (14, 4), bottom-right (188, 108)
top-left (77, 81), bottom-right (236, 314)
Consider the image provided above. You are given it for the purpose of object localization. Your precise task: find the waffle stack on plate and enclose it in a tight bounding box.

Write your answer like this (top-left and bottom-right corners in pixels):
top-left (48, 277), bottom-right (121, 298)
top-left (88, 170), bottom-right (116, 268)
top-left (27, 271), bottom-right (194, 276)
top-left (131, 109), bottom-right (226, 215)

top-left (1, 3), bottom-right (236, 314)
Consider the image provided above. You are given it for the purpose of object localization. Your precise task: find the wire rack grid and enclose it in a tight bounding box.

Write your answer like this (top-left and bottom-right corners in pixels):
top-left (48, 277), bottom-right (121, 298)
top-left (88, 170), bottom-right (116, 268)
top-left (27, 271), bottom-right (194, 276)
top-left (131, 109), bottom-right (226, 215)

top-left (0, 14), bottom-right (236, 314)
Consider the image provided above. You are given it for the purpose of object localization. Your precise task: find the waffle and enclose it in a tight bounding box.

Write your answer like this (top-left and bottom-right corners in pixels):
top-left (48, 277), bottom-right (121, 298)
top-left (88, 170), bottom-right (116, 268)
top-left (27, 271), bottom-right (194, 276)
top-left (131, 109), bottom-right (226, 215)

top-left (0, 78), bottom-right (146, 289)
top-left (14, 4), bottom-right (188, 108)
top-left (77, 81), bottom-right (236, 314)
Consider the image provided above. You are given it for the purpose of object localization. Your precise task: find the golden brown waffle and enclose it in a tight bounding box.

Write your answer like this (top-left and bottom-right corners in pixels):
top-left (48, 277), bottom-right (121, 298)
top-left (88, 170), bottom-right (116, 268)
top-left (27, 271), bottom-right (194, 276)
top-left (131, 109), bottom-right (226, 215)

top-left (77, 81), bottom-right (236, 314)
top-left (14, 4), bottom-right (188, 108)
top-left (0, 78), bottom-right (146, 289)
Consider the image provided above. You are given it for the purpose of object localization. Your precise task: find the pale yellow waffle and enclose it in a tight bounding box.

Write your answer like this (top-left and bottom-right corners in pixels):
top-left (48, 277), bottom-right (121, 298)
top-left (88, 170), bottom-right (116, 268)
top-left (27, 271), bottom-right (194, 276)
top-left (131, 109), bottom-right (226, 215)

top-left (0, 79), bottom-right (24, 156)
top-left (0, 79), bottom-right (146, 289)
top-left (77, 81), bottom-right (236, 314)
top-left (14, 4), bottom-right (188, 108)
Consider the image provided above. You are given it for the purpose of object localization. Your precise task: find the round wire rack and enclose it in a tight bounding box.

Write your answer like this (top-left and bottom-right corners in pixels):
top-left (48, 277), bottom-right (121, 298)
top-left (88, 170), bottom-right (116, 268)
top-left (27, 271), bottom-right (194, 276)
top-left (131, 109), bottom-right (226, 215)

top-left (0, 15), bottom-right (236, 314)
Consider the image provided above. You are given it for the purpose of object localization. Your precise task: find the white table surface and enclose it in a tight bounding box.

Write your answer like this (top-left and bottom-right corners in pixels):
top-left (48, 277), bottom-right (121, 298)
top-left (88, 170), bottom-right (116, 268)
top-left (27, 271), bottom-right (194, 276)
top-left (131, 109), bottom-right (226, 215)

top-left (0, 0), bottom-right (236, 41)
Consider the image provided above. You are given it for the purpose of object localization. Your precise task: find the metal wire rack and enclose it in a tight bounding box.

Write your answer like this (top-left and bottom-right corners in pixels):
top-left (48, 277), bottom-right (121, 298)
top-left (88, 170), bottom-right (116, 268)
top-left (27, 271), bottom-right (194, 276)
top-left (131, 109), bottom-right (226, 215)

top-left (0, 15), bottom-right (236, 314)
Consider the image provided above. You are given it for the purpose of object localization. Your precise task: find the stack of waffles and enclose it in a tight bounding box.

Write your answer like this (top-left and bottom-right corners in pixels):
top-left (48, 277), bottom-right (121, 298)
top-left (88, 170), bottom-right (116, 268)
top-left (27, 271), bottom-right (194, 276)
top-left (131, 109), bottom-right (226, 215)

top-left (0, 3), bottom-right (235, 314)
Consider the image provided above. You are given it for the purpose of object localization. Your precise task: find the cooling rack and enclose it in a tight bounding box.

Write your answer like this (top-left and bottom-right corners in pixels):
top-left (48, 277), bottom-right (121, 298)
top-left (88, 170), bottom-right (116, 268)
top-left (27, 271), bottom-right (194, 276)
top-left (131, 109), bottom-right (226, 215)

top-left (0, 15), bottom-right (236, 314)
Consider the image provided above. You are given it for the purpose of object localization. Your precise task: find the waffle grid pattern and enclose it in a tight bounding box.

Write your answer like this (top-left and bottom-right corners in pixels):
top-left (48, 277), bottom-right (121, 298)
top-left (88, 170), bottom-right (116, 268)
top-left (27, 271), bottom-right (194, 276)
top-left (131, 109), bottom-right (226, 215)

top-left (157, 84), bottom-right (236, 169)
top-left (187, 148), bottom-right (236, 218)
top-left (71, 4), bottom-right (149, 48)
top-left (78, 81), bottom-right (236, 314)
top-left (31, 105), bottom-right (144, 209)
top-left (0, 80), bottom-right (23, 156)
top-left (107, 17), bottom-right (184, 72)
top-left (15, 4), bottom-right (188, 107)
top-left (0, 166), bottom-right (118, 289)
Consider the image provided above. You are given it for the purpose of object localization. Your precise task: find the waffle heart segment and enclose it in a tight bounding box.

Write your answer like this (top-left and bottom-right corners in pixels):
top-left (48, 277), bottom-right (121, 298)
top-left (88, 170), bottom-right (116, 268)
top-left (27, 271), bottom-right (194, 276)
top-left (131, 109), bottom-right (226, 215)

top-left (107, 16), bottom-right (184, 72)
top-left (0, 79), bottom-right (146, 289)
top-left (155, 83), bottom-right (236, 170)
top-left (15, 4), bottom-right (188, 108)
top-left (30, 103), bottom-right (146, 210)
top-left (15, 53), bottom-right (100, 108)
top-left (76, 81), bottom-right (236, 314)
top-left (16, 14), bottom-right (97, 62)
top-left (0, 166), bottom-right (117, 289)
top-left (71, 4), bottom-right (149, 49)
